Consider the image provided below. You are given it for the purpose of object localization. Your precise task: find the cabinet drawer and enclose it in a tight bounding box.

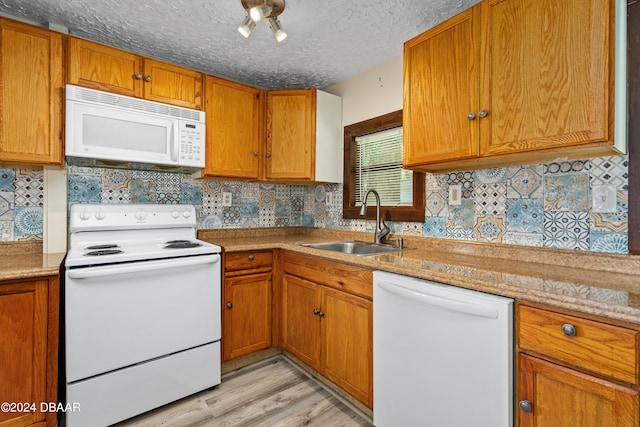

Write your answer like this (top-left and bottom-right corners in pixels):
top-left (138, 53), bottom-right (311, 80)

top-left (225, 251), bottom-right (272, 272)
top-left (283, 252), bottom-right (373, 299)
top-left (518, 305), bottom-right (639, 384)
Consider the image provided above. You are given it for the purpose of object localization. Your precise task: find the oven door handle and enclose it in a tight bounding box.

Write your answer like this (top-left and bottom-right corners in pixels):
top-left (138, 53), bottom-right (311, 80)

top-left (67, 254), bottom-right (220, 279)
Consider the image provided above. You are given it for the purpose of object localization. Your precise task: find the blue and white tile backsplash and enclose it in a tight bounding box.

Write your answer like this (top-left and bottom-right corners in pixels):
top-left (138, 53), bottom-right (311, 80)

top-left (0, 168), bottom-right (44, 241)
top-left (0, 154), bottom-right (630, 254)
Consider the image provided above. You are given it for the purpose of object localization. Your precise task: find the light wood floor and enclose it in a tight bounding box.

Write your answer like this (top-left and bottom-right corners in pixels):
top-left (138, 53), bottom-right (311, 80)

top-left (114, 356), bottom-right (374, 427)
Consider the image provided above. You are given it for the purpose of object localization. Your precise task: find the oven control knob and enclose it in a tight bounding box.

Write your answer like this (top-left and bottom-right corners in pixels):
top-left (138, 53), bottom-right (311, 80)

top-left (182, 210), bottom-right (191, 218)
top-left (171, 210), bottom-right (181, 219)
top-left (95, 211), bottom-right (105, 220)
top-left (79, 210), bottom-right (91, 221)
top-left (135, 209), bottom-right (147, 221)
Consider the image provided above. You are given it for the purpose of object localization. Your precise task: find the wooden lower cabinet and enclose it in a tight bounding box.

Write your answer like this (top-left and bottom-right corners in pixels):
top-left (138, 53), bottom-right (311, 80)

top-left (518, 354), bottom-right (638, 427)
top-left (222, 251), bottom-right (273, 362)
top-left (281, 252), bottom-right (373, 409)
top-left (0, 277), bottom-right (58, 427)
top-left (517, 303), bottom-right (640, 426)
top-left (281, 274), bottom-right (321, 368)
top-left (320, 287), bottom-right (372, 407)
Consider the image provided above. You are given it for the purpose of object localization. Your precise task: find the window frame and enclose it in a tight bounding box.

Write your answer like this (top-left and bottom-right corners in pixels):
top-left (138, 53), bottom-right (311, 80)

top-left (342, 109), bottom-right (425, 222)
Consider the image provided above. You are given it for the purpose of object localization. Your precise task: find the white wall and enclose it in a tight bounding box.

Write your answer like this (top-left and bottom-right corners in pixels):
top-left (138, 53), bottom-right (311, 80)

top-left (326, 54), bottom-right (403, 126)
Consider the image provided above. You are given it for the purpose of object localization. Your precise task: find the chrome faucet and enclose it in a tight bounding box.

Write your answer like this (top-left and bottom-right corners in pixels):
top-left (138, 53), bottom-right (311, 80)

top-left (359, 189), bottom-right (390, 244)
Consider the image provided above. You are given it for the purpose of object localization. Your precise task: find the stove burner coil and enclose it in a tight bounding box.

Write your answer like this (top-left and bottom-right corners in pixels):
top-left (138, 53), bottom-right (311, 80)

top-left (84, 249), bottom-right (124, 256)
top-left (165, 240), bottom-right (193, 244)
top-left (164, 242), bottom-right (202, 249)
top-left (85, 244), bottom-right (120, 250)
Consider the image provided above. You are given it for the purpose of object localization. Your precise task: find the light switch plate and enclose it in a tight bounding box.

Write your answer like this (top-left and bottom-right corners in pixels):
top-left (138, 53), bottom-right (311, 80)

top-left (449, 184), bottom-right (462, 206)
top-left (592, 185), bottom-right (616, 213)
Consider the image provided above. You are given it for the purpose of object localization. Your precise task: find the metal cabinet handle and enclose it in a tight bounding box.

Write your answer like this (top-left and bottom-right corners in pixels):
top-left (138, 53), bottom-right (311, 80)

top-left (254, 151), bottom-right (259, 157)
top-left (226, 302), bottom-right (233, 309)
top-left (313, 308), bottom-right (320, 315)
top-left (467, 112), bottom-right (476, 120)
top-left (134, 73), bottom-right (142, 80)
top-left (562, 323), bottom-right (577, 337)
top-left (317, 311), bottom-right (325, 318)
top-left (144, 75), bottom-right (152, 82)
top-left (248, 255), bottom-right (254, 261)
top-left (265, 151), bottom-right (271, 158)
top-left (479, 109), bottom-right (489, 118)
top-left (519, 400), bottom-right (532, 413)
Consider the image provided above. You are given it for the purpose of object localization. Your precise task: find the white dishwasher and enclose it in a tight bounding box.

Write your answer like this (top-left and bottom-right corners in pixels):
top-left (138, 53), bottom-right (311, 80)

top-left (373, 271), bottom-right (513, 427)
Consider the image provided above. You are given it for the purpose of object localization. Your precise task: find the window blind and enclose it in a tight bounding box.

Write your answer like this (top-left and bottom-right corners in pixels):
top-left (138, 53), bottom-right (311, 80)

top-left (355, 126), bottom-right (413, 206)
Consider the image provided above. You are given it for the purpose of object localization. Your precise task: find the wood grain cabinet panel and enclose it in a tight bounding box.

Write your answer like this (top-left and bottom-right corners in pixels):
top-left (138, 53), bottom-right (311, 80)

top-left (517, 304), bottom-right (640, 427)
top-left (222, 251), bottom-right (273, 362)
top-left (282, 252), bottom-right (373, 408)
top-left (0, 277), bottom-right (58, 427)
top-left (67, 37), bottom-right (142, 97)
top-left (203, 76), bottom-right (262, 179)
top-left (404, 0), bottom-right (621, 171)
top-left (519, 305), bottom-right (639, 385)
top-left (0, 18), bottom-right (63, 166)
top-left (518, 354), bottom-right (639, 427)
top-left (68, 37), bottom-right (203, 109)
top-left (266, 89), bottom-right (315, 180)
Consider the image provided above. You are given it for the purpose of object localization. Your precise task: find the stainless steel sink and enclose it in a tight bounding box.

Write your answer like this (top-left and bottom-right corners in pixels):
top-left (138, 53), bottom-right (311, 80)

top-left (300, 240), bottom-right (405, 256)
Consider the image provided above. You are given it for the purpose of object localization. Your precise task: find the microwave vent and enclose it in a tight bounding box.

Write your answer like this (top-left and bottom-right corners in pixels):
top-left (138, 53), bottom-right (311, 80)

top-left (68, 85), bottom-right (203, 122)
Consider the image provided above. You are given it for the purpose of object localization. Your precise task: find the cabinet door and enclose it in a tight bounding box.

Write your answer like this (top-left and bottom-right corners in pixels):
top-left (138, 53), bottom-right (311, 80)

top-left (143, 58), bottom-right (203, 109)
top-left (480, 0), bottom-right (612, 156)
top-left (320, 288), bottom-right (373, 408)
top-left (0, 280), bottom-right (48, 426)
top-left (204, 76), bottom-right (261, 179)
top-left (266, 89), bottom-right (315, 180)
top-left (223, 272), bottom-right (272, 361)
top-left (403, 6), bottom-right (480, 167)
top-left (67, 37), bottom-right (142, 97)
top-left (0, 19), bottom-right (63, 165)
top-left (518, 354), bottom-right (639, 427)
top-left (281, 274), bottom-right (320, 369)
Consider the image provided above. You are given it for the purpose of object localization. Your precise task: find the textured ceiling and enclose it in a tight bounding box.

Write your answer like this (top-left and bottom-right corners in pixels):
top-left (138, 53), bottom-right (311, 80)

top-left (0, 0), bottom-right (479, 90)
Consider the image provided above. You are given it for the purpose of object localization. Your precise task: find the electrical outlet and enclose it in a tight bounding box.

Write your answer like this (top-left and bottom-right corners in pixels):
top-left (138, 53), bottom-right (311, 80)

top-left (325, 192), bottom-right (332, 205)
top-left (222, 192), bottom-right (233, 207)
top-left (592, 185), bottom-right (616, 213)
top-left (448, 184), bottom-right (462, 206)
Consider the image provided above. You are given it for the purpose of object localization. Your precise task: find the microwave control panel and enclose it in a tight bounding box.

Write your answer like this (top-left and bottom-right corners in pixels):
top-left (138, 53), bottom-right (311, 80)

top-left (178, 121), bottom-right (205, 167)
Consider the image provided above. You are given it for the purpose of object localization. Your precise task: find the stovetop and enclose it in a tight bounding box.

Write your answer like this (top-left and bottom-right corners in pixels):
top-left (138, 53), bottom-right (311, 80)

top-left (66, 204), bottom-right (221, 267)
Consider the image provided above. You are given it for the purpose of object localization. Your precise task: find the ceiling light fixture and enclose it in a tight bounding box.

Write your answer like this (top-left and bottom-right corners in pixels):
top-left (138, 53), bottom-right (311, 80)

top-left (239, 0), bottom-right (287, 43)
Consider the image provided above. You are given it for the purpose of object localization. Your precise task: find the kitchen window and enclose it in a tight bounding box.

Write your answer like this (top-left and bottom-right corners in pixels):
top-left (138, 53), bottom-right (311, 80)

top-left (343, 110), bottom-right (425, 221)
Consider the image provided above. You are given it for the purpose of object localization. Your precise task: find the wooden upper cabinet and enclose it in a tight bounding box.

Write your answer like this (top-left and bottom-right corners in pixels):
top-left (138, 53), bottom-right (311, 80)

top-left (0, 18), bottom-right (63, 166)
top-left (264, 88), bottom-right (343, 183)
top-left (403, 0), bottom-right (621, 171)
top-left (404, 6), bottom-right (480, 166)
top-left (266, 89), bottom-right (315, 180)
top-left (68, 37), bottom-right (203, 109)
top-left (67, 37), bottom-right (142, 97)
top-left (481, 0), bottom-right (613, 156)
top-left (203, 75), bottom-right (262, 179)
top-left (143, 58), bottom-right (203, 109)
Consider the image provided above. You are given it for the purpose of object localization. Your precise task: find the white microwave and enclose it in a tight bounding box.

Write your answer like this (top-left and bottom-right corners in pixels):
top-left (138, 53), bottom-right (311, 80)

top-left (65, 84), bottom-right (206, 170)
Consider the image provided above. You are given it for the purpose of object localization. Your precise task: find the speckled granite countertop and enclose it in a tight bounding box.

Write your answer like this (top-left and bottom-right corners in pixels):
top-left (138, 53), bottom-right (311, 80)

top-left (0, 242), bottom-right (65, 282)
top-left (199, 227), bottom-right (640, 326)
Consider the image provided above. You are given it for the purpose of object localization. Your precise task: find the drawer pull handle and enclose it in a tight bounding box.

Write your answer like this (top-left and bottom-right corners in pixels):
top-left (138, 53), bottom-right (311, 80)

top-left (248, 255), bottom-right (254, 261)
top-left (518, 400), bottom-right (532, 413)
top-left (227, 302), bottom-right (233, 309)
top-left (561, 323), bottom-right (577, 337)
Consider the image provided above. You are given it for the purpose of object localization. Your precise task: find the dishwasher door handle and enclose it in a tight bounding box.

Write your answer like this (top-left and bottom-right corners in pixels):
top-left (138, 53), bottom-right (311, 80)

top-left (377, 280), bottom-right (499, 319)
